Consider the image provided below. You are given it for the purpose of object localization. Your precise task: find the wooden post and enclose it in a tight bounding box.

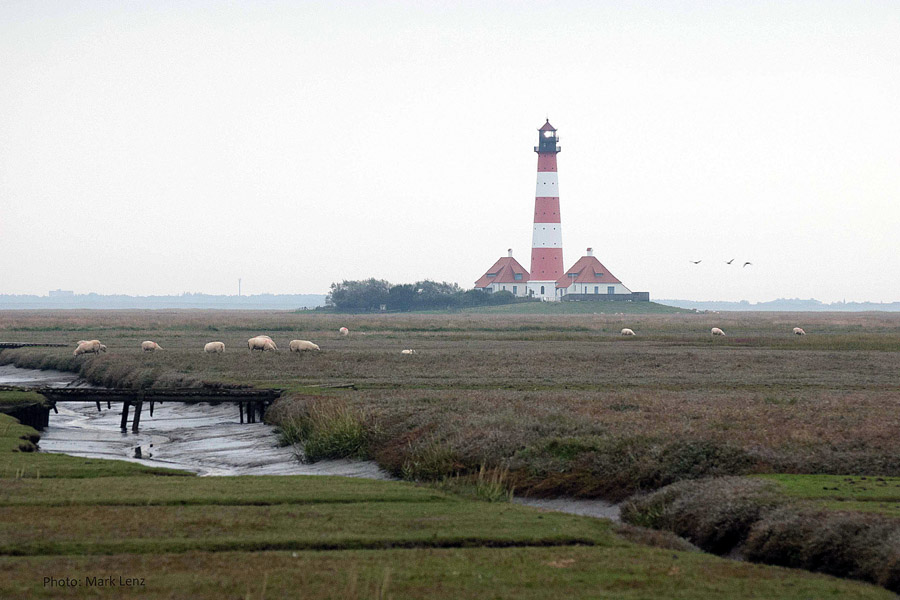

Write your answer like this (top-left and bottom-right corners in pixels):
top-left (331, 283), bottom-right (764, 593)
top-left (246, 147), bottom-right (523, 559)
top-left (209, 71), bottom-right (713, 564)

top-left (132, 396), bottom-right (143, 433)
top-left (149, 400), bottom-right (154, 417)
top-left (120, 400), bottom-right (131, 430)
top-left (95, 400), bottom-right (101, 412)
top-left (239, 401), bottom-right (244, 424)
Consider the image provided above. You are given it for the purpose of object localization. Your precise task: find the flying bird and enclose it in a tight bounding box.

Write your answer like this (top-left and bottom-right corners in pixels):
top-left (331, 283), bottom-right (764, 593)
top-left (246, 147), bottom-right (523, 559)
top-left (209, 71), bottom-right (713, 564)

top-left (743, 262), bottom-right (752, 267)
top-left (690, 260), bottom-right (702, 264)
top-left (726, 259), bottom-right (735, 265)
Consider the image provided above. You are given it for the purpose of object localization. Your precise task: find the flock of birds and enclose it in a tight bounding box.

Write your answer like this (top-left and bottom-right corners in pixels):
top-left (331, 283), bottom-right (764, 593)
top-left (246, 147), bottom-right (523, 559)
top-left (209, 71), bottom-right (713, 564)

top-left (690, 258), bottom-right (752, 267)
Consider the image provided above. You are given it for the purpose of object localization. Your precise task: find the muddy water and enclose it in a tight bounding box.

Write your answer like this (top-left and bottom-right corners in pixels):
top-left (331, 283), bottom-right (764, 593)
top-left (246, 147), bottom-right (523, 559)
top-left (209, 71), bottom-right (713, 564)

top-left (0, 364), bottom-right (85, 388)
top-left (513, 497), bottom-right (620, 522)
top-left (0, 365), bottom-right (388, 478)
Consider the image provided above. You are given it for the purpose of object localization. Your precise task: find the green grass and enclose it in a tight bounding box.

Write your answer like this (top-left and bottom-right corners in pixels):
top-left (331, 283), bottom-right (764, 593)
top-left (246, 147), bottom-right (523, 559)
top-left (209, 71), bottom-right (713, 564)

top-left (0, 475), bottom-right (446, 506)
top-left (3, 546), bottom-right (894, 600)
top-left (0, 390), bottom-right (46, 408)
top-left (0, 501), bottom-right (617, 556)
top-left (756, 474), bottom-right (900, 502)
top-left (754, 474), bottom-right (900, 518)
top-left (460, 301), bottom-right (689, 314)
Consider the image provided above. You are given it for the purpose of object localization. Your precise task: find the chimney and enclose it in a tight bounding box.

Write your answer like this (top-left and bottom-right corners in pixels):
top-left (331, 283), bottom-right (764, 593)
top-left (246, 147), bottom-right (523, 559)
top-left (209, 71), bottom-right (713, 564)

top-left (586, 247), bottom-right (593, 256)
top-left (508, 248), bottom-right (513, 257)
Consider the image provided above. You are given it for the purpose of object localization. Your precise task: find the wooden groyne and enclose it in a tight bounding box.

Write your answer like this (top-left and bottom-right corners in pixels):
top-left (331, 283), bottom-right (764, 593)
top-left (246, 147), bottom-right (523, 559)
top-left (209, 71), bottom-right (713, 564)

top-left (0, 386), bottom-right (282, 432)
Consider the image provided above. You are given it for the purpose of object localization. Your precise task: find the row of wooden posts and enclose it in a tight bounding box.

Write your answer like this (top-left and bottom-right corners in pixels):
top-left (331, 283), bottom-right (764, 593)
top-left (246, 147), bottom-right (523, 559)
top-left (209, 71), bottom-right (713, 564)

top-left (116, 397), bottom-right (272, 432)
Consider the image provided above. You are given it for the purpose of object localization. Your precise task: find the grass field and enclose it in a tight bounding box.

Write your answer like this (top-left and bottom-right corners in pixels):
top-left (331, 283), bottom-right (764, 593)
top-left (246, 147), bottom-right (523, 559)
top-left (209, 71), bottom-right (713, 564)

top-left (3, 419), bottom-right (892, 597)
top-left (0, 309), bottom-right (899, 595)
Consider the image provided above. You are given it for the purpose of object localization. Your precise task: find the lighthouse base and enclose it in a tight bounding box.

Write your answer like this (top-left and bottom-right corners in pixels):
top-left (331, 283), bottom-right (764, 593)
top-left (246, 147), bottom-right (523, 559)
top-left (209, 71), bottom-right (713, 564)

top-left (526, 281), bottom-right (561, 301)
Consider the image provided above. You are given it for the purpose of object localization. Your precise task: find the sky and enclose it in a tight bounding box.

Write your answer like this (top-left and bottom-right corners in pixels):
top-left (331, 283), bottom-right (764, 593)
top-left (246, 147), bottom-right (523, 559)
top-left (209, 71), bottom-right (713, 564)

top-left (1, 1), bottom-right (898, 303)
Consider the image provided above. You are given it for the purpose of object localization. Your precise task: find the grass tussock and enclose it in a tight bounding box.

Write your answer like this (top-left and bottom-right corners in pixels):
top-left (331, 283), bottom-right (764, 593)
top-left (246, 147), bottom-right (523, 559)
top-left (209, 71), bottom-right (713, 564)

top-left (745, 508), bottom-right (900, 592)
top-left (434, 464), bottom-right (515, 503)
top-left (620, 477), bottom-right (784, 553)
top-left (270, 396), bottom-right (372, 462)
top-left (621, 476), bottom-right (900, 593)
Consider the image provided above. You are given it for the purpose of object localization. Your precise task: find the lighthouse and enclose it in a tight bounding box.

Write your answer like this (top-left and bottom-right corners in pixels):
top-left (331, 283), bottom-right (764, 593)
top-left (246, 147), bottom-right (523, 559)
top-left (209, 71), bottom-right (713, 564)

top-left (474, 119), bottom-right (649, 302)
top-left (527, 120), bottom-right (563, 300)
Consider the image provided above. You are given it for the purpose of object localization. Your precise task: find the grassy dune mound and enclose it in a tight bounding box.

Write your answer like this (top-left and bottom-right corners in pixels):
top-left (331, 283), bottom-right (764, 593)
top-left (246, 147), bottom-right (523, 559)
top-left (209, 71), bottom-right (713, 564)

top-left (621, 475), bottom-right (900, 592)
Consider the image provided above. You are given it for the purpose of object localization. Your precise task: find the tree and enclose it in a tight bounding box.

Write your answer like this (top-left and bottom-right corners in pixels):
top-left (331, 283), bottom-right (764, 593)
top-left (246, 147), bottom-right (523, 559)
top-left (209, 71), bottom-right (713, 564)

top-left (327, 279), bottom-right (391, 312)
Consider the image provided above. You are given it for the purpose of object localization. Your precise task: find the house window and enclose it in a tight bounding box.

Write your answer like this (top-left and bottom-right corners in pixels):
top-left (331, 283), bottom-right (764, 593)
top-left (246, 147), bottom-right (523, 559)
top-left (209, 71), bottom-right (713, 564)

top-left (487, 273), bottom-right (496, 277)
top-left (503, 286), bottom-right (506, 291)
top-left (514, 273), bottom-right (523, 281)
top-left (513, 285), bottom-right (518, 294)
top-left (608, 286), bottom-right (615, 295)
top-left (594, 286), bottom-right (599, 294)
top-left (540, 285), bottom-right (545, 295)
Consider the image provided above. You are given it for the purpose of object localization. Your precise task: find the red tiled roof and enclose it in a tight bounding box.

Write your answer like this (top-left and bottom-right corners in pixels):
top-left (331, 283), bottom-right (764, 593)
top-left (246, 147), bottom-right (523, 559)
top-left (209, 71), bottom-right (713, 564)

top-left (556, 255), bottom-right (622, 288)
top-left (475, 256), bottom-right (530, 287)
top-left (539, 119), bottom-right (556, 132)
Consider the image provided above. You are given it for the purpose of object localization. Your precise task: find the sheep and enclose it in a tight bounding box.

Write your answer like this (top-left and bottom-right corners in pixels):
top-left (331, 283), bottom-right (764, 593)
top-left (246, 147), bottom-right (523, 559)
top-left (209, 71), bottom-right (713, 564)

top-left (248, 336), bottom-right (278, 351)
top-left (289, 340), bottom-right (320, 352)
top-left (141, 341), bottom-right (163, 352)
top-left (711, 327), bottom-right (726, 336)
top-left (401, 349), bottom-right (417, 355)
top-left (339, 327), bottom-right (349, 336)
top-left (204, 341), bottom-right (225, 354)
top-left (621, 328), bottom-right (636, 336)
top-left (793, 327), bottom-right (806, 336)
top-left (73, 339), bottom-right (102, 356)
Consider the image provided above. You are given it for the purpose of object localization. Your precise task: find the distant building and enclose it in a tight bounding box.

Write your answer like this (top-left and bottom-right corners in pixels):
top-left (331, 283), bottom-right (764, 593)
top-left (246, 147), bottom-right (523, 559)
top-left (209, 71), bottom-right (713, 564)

top-left (557, 248), bottom-right (633, 297)
top-left (474, 121), bottom-right (648, 302)
top-left (48, 289), bottom-right (74, 297)
top-left (474, 250), bottom-right (530, 297)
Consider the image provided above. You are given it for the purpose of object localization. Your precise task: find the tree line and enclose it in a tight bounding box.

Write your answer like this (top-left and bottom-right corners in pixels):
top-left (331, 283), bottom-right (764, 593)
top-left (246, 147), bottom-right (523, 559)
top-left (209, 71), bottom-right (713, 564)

top-left (326, 279), bottom-right (530, 312)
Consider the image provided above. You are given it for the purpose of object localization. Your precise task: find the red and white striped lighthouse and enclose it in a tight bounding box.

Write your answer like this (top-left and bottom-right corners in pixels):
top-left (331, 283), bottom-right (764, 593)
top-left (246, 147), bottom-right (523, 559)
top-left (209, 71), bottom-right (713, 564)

top-left (527, 119), bottom-right (563, 300)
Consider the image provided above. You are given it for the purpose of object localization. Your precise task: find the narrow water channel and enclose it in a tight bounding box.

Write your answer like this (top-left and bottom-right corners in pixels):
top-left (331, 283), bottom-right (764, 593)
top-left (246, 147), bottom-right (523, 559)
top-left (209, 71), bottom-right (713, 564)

top-left (1, 364), bottom-right (619, 519)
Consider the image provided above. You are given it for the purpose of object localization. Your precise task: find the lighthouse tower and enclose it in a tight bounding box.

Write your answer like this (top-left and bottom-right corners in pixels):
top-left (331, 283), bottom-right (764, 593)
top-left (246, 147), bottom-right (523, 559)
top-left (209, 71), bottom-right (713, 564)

top-left (527, 120), bottom-right (563, 300)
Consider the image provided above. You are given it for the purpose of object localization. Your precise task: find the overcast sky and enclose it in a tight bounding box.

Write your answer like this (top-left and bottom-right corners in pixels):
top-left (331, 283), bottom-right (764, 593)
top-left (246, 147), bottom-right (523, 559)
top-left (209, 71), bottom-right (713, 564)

top-left (1, 1), bottom-right (898, 302)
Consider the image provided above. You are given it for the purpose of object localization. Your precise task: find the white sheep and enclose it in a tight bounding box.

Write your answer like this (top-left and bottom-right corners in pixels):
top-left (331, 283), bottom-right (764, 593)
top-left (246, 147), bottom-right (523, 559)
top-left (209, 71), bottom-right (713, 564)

top-left (73, 339), bottom-right (102, 356)
top-left (401, 349), bottom-right (417, 355)
top-left (621, 328), bottom-right (636, 336)
top-left (204, 341), bottom-right (225, 354)
top-left (339, 327), bottom-right (349, 336)
top-left (289, 340), bottom-right (320, 352)
top-left (141, 340), bottom-right (163, 352)
top-left (793, 327), bottom-right (806, 336)
top-left (248, 336), bottom-right (278, 351)
top-left (711, 327), bottom-right (726, 336)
